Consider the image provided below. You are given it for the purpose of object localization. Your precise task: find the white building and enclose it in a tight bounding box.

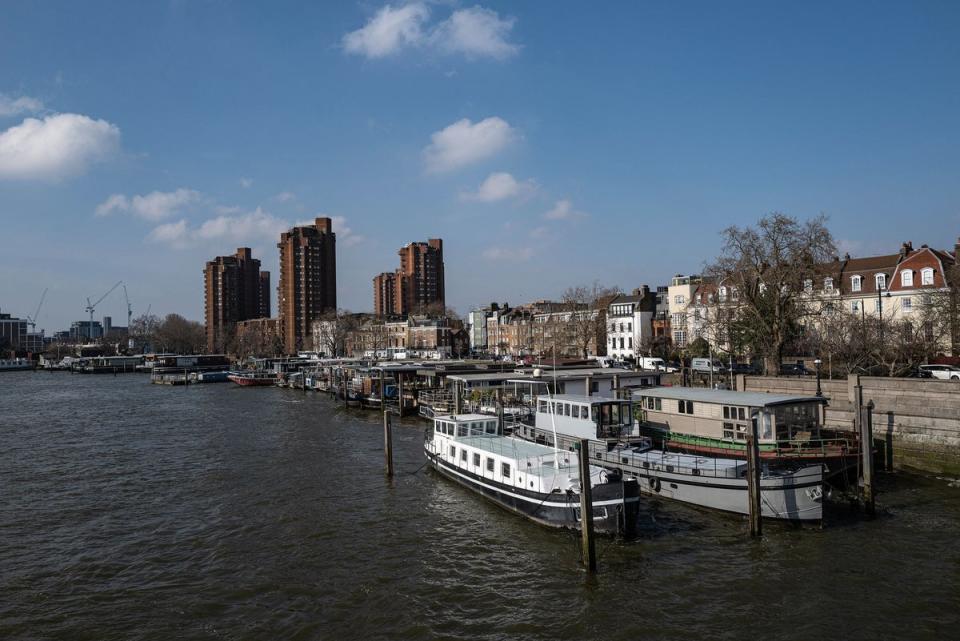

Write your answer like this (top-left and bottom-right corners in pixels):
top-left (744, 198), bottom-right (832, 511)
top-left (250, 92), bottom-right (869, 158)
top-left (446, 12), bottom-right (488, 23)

top-left (606, 287), bottom-right (657, 361)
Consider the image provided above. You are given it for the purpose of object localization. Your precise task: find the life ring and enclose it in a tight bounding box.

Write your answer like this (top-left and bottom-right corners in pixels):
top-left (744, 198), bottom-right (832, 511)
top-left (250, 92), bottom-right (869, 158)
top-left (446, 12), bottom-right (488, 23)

top-left (648, 476), bottom-right (661, 492)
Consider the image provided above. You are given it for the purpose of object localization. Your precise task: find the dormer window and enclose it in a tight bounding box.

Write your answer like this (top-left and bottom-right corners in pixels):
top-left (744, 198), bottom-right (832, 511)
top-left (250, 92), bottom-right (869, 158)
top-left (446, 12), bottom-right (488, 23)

top-left (902, 270), bottom-right (913, 287)
top-left (875, 273), bottom-right (886, 290)
top-left (921, 267), bottom-right (934, 286)
top-left (803, 279), bottom-right (812, 293)
top-left (824, 277), bottom-right (834, 292)
top-left (851, 275), bottom-right (862, 292)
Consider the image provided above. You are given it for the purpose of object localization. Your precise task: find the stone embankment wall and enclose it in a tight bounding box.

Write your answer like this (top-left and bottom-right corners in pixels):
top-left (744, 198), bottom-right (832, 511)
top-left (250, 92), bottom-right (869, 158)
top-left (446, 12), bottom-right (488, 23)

top-left (739, 375), bottom-right (960, 475)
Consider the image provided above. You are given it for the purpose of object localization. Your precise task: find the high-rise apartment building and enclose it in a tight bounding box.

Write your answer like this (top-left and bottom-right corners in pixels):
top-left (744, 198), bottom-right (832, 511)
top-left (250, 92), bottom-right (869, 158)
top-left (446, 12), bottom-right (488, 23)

top-left (204, 247), bottom-right (268, 353)
top-left (373, 239), bottom-right (445, 317)
top-left (277, 217), bottom-right (337, 354)
top-left (258, 271), bottom-right (271, 318)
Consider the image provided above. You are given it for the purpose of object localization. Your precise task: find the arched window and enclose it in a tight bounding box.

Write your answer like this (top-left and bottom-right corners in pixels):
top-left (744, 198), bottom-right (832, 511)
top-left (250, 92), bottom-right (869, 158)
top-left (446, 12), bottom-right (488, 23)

top-left (851, 275), bottom-right (862, 292)
top-left (921, 267), bottom-right (934, 286)
top-left (901, 270), bottom-right (913, 287)
top-left (875, 273), bottom-right (886, 290)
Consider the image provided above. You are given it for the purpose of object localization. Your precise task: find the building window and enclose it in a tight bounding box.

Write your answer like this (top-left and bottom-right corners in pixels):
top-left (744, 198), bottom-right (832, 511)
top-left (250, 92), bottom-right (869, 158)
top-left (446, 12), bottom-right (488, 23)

top-left (851, 275), bottom-right (862, 292)
top-left (851, 301), bottom-right (859, 313)
top-left (628, 337), bottom-right (632, 348)
top-left (719, 286), bottom-right (727, 301)
top-left (902, 297), bottom-right (912, 311)
top-left (674, 295), bottom-right (685, 305)
top-left (627, 323), bottom-right (632, 331)
top-left (875, 273), bottom-right (886, 290)
top-left (824, 277), bottom-right (834, 291)
top-left (902, 270), bottom-right (913, 287)
top-left (803, 279), bottom-right (812, 293)
top-left (921, 268), bottom-right (934, 286)
top-left (874, 299), bottom-right (881, 313)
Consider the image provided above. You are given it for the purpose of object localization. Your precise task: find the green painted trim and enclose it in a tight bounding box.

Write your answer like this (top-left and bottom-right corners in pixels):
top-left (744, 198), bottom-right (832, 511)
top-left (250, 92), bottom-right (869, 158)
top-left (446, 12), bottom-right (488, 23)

top-left (665, 432), bottom-right (778, 452)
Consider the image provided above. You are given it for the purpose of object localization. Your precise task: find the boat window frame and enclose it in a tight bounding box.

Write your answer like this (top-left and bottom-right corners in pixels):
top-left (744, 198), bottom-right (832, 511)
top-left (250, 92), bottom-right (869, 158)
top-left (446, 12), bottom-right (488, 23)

top-left (460, 448), bottom-right (468, 462)
top-left (473, 452), bottom-right (480, 467)
top-left (501, 462), bottom-right (511, 478)
top-left (486, 457), bottom-right (495, 473)
top-left (449, 445), bottom-right (456, 458)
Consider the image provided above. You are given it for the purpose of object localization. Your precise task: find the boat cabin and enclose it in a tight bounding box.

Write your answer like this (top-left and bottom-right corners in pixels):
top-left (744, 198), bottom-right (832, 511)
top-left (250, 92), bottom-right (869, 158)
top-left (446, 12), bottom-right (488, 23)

top-left (633, 387), bottom-right (826, 446)
top-left (533, 394), bottom-right (634, 441)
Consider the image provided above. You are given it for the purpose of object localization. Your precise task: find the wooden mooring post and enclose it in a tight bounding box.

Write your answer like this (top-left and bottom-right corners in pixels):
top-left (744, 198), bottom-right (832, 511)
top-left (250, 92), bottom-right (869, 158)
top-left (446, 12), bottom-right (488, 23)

top-left (575, 439), bottom-right (597, 573)
top-left (746, 415), bottom-right (762, 537)
top-left (860, 398), bottom-right (876, 517)
top-left (383, 410), bottom-right (394, 477)
top-left (496, 388), bottom-right (504, 434)
top-left (397, 373), bottom-right (405, 417)
top-left (379, 370), bottom-right (386, 413)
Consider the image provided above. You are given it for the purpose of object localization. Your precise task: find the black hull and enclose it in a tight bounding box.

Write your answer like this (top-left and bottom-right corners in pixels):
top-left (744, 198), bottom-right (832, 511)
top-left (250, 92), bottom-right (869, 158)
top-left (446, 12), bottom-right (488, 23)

top-left (426, 449), bottom-right (639, 538)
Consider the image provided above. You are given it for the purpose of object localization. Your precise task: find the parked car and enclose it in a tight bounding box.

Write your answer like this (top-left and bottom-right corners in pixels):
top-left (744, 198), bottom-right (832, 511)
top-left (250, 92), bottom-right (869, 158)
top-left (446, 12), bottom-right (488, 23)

top-left (918, 364), bottom-right (960, 380)
top-left (779, 362), bottom-right (811, 376)
top-left (730, 363), bottom-right (759, 375)
top-left (691, 358), bottom-right (726, 374)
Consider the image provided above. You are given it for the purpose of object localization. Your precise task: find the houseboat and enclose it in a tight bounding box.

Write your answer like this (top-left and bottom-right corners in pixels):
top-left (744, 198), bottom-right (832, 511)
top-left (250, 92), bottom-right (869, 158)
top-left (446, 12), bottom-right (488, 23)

top-left (632, 387), bottom-right (856, 469)
top-left (512, 395), bottom-right (824, 522)
top-left (227, 371), bottom-right (278, 386)
top-left (424, 413), bottom-right (640, 537)
top-left (0, 357), bottom-right (33, 372)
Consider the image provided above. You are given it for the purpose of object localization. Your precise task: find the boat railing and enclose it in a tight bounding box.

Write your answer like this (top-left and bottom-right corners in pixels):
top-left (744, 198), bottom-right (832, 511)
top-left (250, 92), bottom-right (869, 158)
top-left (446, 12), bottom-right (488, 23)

top-left (670, 433), bottom-right (857, 458)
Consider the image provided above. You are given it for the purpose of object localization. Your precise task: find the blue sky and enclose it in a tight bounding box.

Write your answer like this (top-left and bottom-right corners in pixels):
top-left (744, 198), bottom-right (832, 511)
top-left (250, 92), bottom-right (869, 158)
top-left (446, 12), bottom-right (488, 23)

top-left (2, 1), bottom-right (959, 333)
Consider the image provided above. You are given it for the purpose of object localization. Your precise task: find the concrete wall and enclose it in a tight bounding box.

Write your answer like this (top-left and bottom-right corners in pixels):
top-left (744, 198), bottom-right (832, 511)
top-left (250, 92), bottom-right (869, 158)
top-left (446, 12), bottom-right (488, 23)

top-left (740, 375), bottom-right (960, 475)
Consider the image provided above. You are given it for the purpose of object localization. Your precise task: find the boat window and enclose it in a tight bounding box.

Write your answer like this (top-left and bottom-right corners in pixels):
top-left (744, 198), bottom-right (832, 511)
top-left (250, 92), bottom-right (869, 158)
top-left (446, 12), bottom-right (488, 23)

top-left (501, 462), bottom-right (511, 478)
top-left (723, 422), bottom-right (734, 439)
top-left (678, 400), bottom-right (685, 413)
top-left (738, 407), bottom-right (745, 420)
top-left (460, 449), bottom-right (467, 462)
top-left (486, 421), bottom-right (497, 434)
top-left (655, 398), bottom-right (661, 410)
top-left (449, 445), bottom-right (456, 458)
top-left (723, 406), bottom-right (729, 419)
top-left (473, 453), bottom-right (480, 466)
top-left (539, 400), bottom-right (548, 413)
top-left (457, 423), bottom-right (468, 437)
top-left (486, 457), bottom-right (495, 473)
top-left (581, 406), bottom-right (589, 419)
top-left (736, 424), bottom-right (747, 440)
top-left (564, 403), bottom-right (571, 417)
top-left (435, 423), bottom-right (441, 432)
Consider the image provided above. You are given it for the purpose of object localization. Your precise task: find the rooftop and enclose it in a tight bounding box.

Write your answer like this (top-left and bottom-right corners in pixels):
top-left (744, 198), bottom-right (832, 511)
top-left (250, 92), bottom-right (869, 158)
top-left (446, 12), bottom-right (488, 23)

top-left (637, 386), bottom-right (826, 407)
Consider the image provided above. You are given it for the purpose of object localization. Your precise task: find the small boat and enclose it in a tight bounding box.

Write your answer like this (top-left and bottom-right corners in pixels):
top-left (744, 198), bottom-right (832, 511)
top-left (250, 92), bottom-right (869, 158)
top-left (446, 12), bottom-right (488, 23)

top-left (424, 413), bottom-right (640, 537)
top-left (227, 370), bottom-right (277, 386)
top-left (514, 395), bottom-right (824, 522)
top-left (0, 358), bottom-right (33, 372)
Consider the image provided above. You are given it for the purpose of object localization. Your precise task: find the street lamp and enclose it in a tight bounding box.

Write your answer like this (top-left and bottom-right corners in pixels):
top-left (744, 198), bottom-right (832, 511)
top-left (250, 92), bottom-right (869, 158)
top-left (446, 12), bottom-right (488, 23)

top-left (814, 358), bottom-right (823, 397)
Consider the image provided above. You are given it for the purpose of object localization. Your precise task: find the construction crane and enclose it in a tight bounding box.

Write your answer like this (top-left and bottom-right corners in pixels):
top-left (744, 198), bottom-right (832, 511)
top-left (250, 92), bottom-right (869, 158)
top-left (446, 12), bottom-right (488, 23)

top-left (122, 283), bottom-right (133, 328)
top-left (85, 281), bottom-right (123, 341)
top-left (26, 288), bottom-right (48, 332)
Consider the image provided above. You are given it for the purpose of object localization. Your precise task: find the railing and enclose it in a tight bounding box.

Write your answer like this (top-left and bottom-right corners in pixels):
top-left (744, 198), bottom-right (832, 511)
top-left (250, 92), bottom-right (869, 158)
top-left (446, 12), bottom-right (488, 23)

top-left (666, 433), bottom-right (857, 458)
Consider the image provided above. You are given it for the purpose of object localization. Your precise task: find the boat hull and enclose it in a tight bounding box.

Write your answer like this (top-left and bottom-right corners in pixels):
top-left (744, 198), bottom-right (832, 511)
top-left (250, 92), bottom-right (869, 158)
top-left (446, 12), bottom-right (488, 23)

top-left (425, 446), bottom-right (639, 537)
top-left (227, 374), bottom-right (276, 386)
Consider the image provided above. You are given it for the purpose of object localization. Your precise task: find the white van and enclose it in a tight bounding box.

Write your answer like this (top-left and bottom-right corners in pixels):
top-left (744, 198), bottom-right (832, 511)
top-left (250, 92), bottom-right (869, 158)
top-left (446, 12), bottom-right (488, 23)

top-left (638, 357), bottom-right (666, 370)
top-left (691, 358), bottom-right (725, 373)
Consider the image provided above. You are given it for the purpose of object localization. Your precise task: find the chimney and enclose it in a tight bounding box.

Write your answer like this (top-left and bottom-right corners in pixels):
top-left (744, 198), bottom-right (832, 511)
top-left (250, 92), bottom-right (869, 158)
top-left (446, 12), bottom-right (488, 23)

top-left (899, 242), bottom-right (910, 260)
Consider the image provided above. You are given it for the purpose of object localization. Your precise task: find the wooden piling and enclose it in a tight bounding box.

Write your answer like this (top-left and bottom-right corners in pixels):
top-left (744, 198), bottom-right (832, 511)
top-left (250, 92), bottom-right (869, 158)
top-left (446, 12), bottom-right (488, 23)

top-left (576, 439), bottom-right (597, 572)
top-left (584, 375), bottom-right (592, 397)
top-left (746, 416), bottom-right (762, 537)
top-left (379, 369), bottom-right (386, 412)
top-left (496, 388), bottom-right (504, 434)
top-left (860, 399), bottom-right (876, 517)
top-left (397, 373), bottom-right (404, 417)
top-left (383, 410), bottom-right (394, 477)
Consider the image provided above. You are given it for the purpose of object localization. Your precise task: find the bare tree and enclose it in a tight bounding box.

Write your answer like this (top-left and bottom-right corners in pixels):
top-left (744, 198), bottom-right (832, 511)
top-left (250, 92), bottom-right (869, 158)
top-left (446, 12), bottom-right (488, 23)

top-left (708, 213), bottom-right (836, 375)
top-left (314, 310), bottom-right (359, 357)
top-left (560, 283), bottom-right (620, 358)
top-left (155, 314), bottom-right (205, 354)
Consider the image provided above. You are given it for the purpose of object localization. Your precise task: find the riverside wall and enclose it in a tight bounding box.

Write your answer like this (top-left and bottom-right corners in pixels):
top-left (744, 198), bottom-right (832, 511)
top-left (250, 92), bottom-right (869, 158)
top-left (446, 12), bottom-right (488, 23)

top-left (738, 374), bottom-right (960, 475)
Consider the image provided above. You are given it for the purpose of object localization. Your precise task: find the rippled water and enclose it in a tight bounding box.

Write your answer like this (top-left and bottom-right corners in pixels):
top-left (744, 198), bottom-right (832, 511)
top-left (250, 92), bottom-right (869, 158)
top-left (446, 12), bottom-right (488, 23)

top-left (1, 372), bottom-right (958, 640)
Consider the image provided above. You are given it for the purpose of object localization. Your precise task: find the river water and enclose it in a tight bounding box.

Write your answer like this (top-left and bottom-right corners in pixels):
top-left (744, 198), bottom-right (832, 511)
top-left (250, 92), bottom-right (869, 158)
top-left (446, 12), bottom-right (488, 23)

top-left (1, 372), bottom-right (957, 640)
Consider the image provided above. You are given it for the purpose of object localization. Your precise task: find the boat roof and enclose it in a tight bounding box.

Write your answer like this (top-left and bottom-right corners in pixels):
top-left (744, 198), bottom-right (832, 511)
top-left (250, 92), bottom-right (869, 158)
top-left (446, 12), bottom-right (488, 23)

top-left (455, 434), bottom-right (564, 460)
top-left (434, 413), bottom-right (498, 422)
top-left (636, 386), bottom-right (826, 407)
top-left (543, 394), bottom-right (625, 404)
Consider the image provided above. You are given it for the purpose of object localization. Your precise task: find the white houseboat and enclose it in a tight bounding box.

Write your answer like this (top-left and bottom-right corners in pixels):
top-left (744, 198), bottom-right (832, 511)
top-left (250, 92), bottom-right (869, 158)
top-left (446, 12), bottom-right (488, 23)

top-left (0, 357), bottom-right (33, 372)
top-left (424, 413), bottom-right (641, 537)
top-left (513, 395), bottom-right (824, 522)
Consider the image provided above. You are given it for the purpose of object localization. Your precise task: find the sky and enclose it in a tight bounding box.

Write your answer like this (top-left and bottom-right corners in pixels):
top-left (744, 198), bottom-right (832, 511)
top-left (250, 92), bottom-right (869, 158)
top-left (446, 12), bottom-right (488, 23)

top-left (1, 1), bottom-right (959, 334)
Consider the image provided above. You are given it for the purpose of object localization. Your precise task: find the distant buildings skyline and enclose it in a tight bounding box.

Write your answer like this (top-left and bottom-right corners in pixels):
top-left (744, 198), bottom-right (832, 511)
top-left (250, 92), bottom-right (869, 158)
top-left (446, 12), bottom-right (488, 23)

top-left (374, 239), bottom-right (445, 317)
top-left (277, 217), bottom-right (337, 354)
top-left (203, 247), bottom-right (270, 353)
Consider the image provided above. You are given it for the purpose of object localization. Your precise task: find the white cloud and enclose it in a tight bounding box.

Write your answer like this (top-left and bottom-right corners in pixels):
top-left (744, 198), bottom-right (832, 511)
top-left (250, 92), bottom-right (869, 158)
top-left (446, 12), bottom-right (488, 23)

top-left (461, 171), bottom-right (536, 202)
top-left (331, 215), bottom-right (366, 247)
top-left (343, 3), bottom-right (430, 58)
top-left (430, 7), bottom-right (519, 60)
top-left (95, 188), bottom-right (201, 221)
top-left (529, 226), bottom-right (548, 239)
top-left (543, 199), bottom-right (587, 221)
top-left (482, 246), bottom-right (534, 261)
top-left (0, 113), bottom-right (120, 180)
top-left (423, 116), bottom-right (516, 173)
top-left (275, 191), bottom-right (296, 202)
top-left (147, 219), bottom-right (189, 247)
top-left (0, 93), bottom-right (44, 117)
top-left (343, 4), bottom-right (518, 60)
top-left (239, 177), bottom-right (253, 188)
